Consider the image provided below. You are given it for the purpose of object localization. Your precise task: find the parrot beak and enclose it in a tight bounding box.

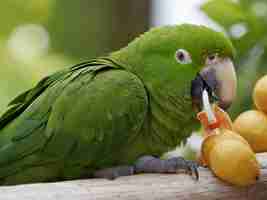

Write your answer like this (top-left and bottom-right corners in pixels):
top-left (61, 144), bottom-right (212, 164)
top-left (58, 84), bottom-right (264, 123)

top-left (191, 58), bottom-right (237, 111)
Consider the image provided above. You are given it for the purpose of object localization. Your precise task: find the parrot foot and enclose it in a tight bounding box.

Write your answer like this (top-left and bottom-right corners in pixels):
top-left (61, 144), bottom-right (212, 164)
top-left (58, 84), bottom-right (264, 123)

top-left (93, 156), bottom-right (199, 180)
top-left (93, 165), bottom-right (135, 180)
top-left (134, 155), bottom-right (199, 180)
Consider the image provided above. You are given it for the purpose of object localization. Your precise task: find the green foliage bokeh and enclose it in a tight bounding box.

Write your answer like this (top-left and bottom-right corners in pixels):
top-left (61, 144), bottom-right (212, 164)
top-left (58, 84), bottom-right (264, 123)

top-left (0, 0), bottom-right (149, 113)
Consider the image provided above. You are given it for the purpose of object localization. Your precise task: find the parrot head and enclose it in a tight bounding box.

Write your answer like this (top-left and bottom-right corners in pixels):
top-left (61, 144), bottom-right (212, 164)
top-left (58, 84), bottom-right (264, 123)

top-left (111, 24), bottom-right (237, 113)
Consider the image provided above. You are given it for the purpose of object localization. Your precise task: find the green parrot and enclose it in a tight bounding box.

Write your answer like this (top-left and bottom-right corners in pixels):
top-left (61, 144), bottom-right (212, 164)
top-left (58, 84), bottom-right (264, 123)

top-left (0, 24), bottom-right (237, 185)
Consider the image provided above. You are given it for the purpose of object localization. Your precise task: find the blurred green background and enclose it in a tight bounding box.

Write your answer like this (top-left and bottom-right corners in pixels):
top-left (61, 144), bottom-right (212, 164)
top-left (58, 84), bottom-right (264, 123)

top-left (1, 0), bottom-right (267, 120)
top-left (0, 0), bottom-right (150, 111)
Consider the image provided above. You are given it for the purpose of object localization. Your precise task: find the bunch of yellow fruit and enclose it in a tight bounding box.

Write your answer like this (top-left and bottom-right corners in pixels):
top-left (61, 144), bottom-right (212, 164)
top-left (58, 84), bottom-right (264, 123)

top-left (198, 106), bottom-right (260, 187)
top-left (201, 129), bottom-right (259, 187)
top-left (199, 75), bottom-right (267, 186)
top-left (198, 73), bottom-right (267, 187)
top-left (234, 75), bottom-right (267, 152)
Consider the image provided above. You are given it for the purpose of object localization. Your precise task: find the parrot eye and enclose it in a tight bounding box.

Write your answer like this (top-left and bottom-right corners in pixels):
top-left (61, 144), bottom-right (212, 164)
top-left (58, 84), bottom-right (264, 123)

top-left (175, 49), bottom-right (192, 64)
top-left (206, 53), bottom-right (219, 65)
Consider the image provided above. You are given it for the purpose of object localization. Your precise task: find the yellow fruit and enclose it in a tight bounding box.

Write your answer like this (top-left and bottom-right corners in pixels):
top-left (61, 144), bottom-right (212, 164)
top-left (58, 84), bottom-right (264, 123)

top-left (201, 129), bottom-right (260, 186)
top-left (254, 75), bottom-right (267, 113)
top-left (233, 110), bottom-right (267, 152)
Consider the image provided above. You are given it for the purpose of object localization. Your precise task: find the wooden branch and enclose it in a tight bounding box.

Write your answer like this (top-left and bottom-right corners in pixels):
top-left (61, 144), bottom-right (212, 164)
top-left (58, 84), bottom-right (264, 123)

top-left (1, 154), bottom-right (267, 200)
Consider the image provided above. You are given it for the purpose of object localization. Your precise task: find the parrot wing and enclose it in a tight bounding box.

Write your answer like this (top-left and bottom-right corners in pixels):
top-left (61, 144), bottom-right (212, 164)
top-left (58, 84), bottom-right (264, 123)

top-left (0, 58), bottom-right (148, 184)
top-left (0, 58), bottom-right (120, 180)
top-left (42, 62), bottom-right (149, 176)
top-left (0, 58), bottom-right (114, 129)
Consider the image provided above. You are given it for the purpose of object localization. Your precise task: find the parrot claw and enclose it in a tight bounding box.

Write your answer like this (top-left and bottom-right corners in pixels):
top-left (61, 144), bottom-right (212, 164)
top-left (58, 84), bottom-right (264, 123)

top-left (93, 156), bottom-right (199, 180)
top-left (166, 157), bottom-right (199, 180)
top-left (134, 155), bottom-right (199, 180)
top-left (185, 159), bottom-right (199, 180)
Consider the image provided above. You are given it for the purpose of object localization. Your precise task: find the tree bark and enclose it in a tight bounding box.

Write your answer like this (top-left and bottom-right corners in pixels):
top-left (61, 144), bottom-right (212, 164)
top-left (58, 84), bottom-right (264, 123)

top-left (1, 153), bottom-right (267, 200)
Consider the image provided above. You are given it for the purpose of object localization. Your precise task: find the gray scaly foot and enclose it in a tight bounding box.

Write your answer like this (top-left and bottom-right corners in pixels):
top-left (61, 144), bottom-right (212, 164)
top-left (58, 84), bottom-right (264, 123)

top-left (134, 155), bottom-right (199, 180)
top-left (93, 155), bottom-right (199, 180)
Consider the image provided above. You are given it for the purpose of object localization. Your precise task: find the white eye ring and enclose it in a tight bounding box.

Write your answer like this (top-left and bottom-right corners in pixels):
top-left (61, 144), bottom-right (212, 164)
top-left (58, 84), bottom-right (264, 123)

top-left (205, 53), bottom-right (219, 65)
top-left (175, 49), bottom-right (192, 64)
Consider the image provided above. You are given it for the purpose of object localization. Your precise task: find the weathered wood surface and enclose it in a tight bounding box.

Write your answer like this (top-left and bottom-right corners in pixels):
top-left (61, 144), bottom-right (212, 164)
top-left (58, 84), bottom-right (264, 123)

top-left (1, 153), bottom-right (267, 200)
